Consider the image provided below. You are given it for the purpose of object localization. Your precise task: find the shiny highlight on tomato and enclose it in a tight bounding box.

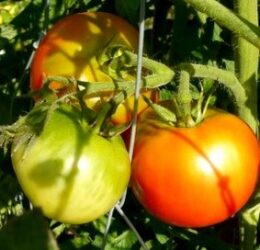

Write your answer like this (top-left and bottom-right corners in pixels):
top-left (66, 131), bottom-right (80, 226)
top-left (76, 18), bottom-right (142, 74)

top-left (131, 109), bottom-right (260, 228)
top-left (30, 12), bottom-right (155, 124)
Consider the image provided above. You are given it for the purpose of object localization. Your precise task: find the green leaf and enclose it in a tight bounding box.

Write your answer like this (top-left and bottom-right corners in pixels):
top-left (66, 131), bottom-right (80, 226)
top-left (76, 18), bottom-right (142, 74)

top-left (212, 22), bottom-right (224, 43)
top-left (70, 232), bottom-right (91, 248)
top-left (0, 0), bottom-right (30, 25)
top-left (0, 171), bottom-right (21, 208)
top-left (0, 210), bottom-right (59, 250)
top-left (159, 89), bottom-right (175, 101)
top-left (115, 0), bottom-right (140, 25)
top-left (92, 216), bottom-right (108, 234)
top-left (59, 231), bottom-right (91, 250)
top-left (0, 24), bottom-right (18, 41)
top-left (155, 233), bottom-right (169, 244)
top-left (110, 230), bottom-right (138, 249)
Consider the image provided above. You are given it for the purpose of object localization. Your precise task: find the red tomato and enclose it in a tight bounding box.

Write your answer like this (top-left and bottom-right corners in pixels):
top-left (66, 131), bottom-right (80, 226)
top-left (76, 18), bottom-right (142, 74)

top-left (30, 11), bottom-right (156, 124)
top-left (131, 108), bottom-right (260, 228)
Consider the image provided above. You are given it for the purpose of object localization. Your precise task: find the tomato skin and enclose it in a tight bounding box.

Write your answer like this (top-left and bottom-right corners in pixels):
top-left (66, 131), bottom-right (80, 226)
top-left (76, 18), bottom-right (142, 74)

top-left (30, 12), bottom-right (155, 124)
top-left (131, 109), bottom-right (260, 228)
top-left (11, 104), bottom-right (131, 224)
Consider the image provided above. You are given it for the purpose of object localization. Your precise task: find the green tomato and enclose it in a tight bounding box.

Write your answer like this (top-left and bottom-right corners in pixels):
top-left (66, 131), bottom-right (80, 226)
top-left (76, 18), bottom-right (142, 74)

top-left (11, 104), bottom-right (131, 224)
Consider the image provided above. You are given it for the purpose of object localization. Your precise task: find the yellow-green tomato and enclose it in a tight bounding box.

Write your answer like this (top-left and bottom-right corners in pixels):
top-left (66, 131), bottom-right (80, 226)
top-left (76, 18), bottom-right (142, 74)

top-left (11, 104), bottom-right (131, 224)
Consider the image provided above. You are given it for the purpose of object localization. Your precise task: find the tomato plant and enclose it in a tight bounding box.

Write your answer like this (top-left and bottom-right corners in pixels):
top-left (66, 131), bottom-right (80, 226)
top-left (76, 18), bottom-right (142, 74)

top-left (30, 11), bottom-right (156, 125)
top-left (1, 0), bottom-right (260, 249)
top-left (11, 103), bottom-right (131, 224)
top-left (131, 108), bottom-right (260, 228)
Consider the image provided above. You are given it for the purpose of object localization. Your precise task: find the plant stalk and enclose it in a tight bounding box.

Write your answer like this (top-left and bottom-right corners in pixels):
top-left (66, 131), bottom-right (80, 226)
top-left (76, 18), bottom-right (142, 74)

top-left (45, 51), bottom-right (175, 97)
top-left (233, 0), bottom-right (259, 249)
top-left (175, 63), bottom-right (256, 130)
top-left (176, 70), bottom-right (193, 126)
top-left (233, 0), bottom-right (259, 135)
top-left (183, 0), bottom-right (260, 50)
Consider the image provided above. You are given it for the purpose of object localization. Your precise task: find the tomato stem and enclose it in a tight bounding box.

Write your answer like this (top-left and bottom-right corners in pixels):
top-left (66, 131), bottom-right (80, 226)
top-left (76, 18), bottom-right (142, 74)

top-left (42, 49), bottom-right (256, 131)
top-left (92, 102), bottom-right (113, 134)
top-left (176, 69), bottom-right (194, 127)
top-left (123, 51), bottom-right (175, 87)
top-left (174, 63), bottom-right (255, 130)
top-left (92, 87), bottom-right (134, 135)
top-left (44, 51), bottom-right (175, 97)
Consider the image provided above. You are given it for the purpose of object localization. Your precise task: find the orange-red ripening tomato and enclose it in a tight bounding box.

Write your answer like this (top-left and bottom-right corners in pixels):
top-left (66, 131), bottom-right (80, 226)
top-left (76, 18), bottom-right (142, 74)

top-left (131, 109), bottom-right (260, 228)
top-left (30, 11), bottom-right (156, 124)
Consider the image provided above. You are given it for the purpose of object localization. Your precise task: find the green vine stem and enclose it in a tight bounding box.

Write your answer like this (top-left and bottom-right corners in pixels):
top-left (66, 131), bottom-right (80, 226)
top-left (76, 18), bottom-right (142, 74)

top-left (44, 51), bottom-right (175, 97)
top-left (41, 51), bottom-right (175, 134)
top-left (232, 1), bottom-right (259, 249)
top-left (183, 0), bottom-right (260, 50)
top-left (45, 58), bottom-right (255, 130)
top-left (114, 51), bottom-right (175, 88)
top-left (233, 0), bottom-right (259, 135)
top-left (174, 63), bottom-right (256, 130)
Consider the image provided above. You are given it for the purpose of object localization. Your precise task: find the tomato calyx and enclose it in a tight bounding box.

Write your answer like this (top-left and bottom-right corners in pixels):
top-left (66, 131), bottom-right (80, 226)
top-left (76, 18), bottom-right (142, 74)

top-left (98, 45), bottom-right (139, 81)
top-left (145, 60), bottom-right (252, 129)
top-left (0, 116), bottom-right (28, 152)
top-left (143, 82), bottom-right (213, 129)
top-left (0, 102), bottom-right (51, 152)
top-left (0, 96), bottom-right (128, 155)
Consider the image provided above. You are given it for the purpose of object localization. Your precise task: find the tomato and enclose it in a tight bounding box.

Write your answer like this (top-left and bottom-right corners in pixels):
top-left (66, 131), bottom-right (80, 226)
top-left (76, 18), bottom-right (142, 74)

top-left (30, 11), bottom-right (155, 124)
top-left (131, 108), bottom-right (260, 228)
top-left (11, 103), bottom-right (131, 224)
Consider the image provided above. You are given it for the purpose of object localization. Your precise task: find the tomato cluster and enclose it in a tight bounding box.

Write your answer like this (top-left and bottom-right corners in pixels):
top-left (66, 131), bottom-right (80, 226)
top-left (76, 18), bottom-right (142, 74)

top-left (10, 12), bottom-right (260, 228)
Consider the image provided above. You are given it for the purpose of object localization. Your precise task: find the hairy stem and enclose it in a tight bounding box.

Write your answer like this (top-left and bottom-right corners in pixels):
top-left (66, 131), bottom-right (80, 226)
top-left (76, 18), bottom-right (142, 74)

top-left (184, 0), bottom-right (260, 50)
top-left (123, 51), bottom-right (175, 87)
top-left (233, 1), bottom-right (259, 249)
top-left (46, 51), bottom-right (175, 97)
top-left (176, 70), bottom-right (193, 126)
top-left (175, 63), bottom-right (256, 129)
top-left (233, 0), bottom-right (259, 135)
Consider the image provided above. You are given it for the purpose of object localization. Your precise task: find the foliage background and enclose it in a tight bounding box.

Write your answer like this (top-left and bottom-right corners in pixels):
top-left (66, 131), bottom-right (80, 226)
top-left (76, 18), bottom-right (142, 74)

top-left (0, 0), bottom-right (259, 249)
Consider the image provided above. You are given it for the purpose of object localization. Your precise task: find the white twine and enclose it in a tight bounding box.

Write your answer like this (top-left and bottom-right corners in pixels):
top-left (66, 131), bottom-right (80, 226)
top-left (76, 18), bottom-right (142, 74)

top-left (101, 0), bottom-right (148, 249)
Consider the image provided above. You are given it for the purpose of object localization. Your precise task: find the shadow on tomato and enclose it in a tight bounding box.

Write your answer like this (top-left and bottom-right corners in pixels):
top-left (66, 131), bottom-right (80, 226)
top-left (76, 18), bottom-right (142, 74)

top-left (131, 110), bottom-right (259, 227)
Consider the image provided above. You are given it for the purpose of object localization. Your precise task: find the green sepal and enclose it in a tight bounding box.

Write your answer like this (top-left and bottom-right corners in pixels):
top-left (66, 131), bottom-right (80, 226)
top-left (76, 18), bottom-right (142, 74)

top-left (143, 96), bottom-right (177, 125)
